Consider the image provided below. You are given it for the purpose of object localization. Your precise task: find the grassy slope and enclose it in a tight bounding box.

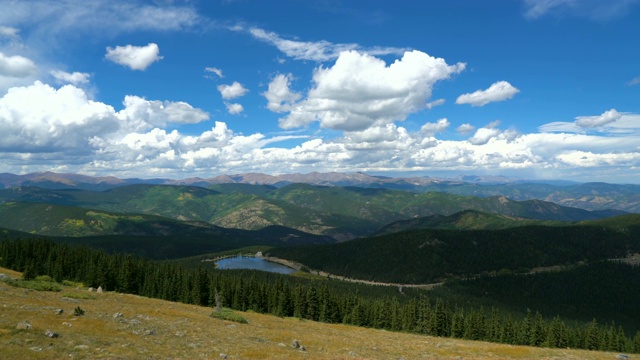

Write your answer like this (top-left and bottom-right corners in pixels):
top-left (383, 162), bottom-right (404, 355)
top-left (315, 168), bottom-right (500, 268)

top-left (0, 267), bottom-right (621, 360)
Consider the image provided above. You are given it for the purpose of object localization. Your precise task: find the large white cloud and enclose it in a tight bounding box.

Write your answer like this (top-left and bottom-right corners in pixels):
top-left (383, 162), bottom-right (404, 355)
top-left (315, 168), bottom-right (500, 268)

top-left (105, 43), bottom-right (163, 71)
top-left (277, 50), bottom-right (466, 131)
top-left (0, 81), bottom-right (209, 155)
top-left (456, 81), bottom-right (520, 107)
top-left (217, 82), bottom-right (248, 100)
top-left (0, 81), bottom-right (117, 152)
top-left (1, 81), bottom-right (639, 183)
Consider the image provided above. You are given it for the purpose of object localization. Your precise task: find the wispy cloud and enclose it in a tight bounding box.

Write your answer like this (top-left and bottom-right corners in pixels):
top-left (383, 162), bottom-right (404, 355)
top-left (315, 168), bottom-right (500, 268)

top-left (237, 26), bottom-right (408, 62)
top-left (0, 0), bottom-right (201, 38)
top-left (627, 76), bottom-right (640, 86)
top-left (523, 0), bottom-right (640, 19)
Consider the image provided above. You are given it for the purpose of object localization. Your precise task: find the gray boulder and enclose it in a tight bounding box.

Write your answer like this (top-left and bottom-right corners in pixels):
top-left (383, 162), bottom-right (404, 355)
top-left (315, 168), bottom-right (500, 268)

top-left (16, 320), bottom-right (32, 330)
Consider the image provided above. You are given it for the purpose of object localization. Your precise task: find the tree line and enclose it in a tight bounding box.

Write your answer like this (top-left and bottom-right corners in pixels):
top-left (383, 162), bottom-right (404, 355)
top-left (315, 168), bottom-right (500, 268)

top-left (1, 237), bottom-right (639, 353)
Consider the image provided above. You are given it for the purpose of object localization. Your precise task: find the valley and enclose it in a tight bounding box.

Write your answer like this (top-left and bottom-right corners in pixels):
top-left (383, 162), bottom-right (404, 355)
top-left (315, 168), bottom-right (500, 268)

top-left (1, 171), bottom-right (640, 357)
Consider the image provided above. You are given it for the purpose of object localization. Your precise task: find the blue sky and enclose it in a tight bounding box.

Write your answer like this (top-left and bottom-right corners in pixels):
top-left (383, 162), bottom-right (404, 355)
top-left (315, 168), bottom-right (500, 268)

top-left (0, 0), bottom-right (639, 183)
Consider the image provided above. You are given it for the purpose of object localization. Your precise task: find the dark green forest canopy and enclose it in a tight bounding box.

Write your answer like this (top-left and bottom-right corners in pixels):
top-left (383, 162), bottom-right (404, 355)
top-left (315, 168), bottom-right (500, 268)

top-left (269, 218), bottom-right (640, 284)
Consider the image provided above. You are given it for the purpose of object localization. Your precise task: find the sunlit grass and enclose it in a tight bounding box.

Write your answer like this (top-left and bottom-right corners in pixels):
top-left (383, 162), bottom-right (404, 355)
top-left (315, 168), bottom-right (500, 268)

top-left (0, 266), bottom-right (626, 359)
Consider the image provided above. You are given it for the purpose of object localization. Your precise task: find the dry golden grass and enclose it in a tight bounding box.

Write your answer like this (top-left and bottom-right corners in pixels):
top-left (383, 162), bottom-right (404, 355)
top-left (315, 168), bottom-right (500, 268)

top-left (0, 266), bottom-right (632, 359)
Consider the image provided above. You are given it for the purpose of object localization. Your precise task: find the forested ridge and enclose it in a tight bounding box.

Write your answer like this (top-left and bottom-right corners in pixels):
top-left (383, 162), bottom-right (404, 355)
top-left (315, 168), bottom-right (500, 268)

top-left (269, 220), bottom-right (640, 283)
top-left (2, 238), bottom-right (639, 353)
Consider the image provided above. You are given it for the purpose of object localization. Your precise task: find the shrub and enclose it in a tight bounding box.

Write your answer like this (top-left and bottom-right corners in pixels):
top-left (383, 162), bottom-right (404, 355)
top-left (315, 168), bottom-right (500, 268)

top-left (62, 292), bottom-right (95, 300)
top-left (62, 280), bottom-right (84, 287)
top-left (3, 279), bottom-right (62, 292)
top-left (74, 306), bottom-right (85, 316)
top-left (210, 308), bottom-right (248, 324)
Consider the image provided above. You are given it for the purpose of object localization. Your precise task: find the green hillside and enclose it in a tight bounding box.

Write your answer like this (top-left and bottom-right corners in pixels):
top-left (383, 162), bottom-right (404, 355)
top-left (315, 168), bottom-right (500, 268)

top-left (374, 209), bottom-right (560, 235)
top-left (0, 202), bottom-right (334, 259)
top-left (0, 183), bottom-right (624, 240)
top-left (269, 214), bottom-right (640, 284)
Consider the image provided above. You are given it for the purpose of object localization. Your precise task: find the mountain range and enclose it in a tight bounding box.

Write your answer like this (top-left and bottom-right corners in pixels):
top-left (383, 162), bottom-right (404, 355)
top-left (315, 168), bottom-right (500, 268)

top-left (2, 171), bottom-right (639, 213)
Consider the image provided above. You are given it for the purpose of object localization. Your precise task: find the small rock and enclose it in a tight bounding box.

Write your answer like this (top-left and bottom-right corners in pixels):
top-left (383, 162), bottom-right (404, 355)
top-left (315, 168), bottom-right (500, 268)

top-left (74, 345), bottom-right (89, 350)
top-left (219, 353), bottom-right (228, 359)
top-left (96, 286), bottom-right (103, 293)
top-left (278, 343), bottom-right (286, 347)
top-left (88, 287), bottom-right (94, 292)
top-left (62, 322), bottom-right (72, 327)
top-left (113, 312), bottom-right (123, 318)
top-left (617, 355), bottom-right (628, 360)
top-left (29, 346), bottom-right (42, 352)
top-left (54, 309), bottom-right (64, 315)
top-left (300, 345), bottom-right (307, 351)
top-left (16, 320), bottom-right (32, 330)
top-left (0, 273), bottom-right (9, 281)
top-left (62, 297), bottom-right (79, 303)
top-left (144, 329), bottom-right (156, 336)
top-left (291, 339), bottom-right (300, 349)
top-left (44, 329), bottom-right (59, 338)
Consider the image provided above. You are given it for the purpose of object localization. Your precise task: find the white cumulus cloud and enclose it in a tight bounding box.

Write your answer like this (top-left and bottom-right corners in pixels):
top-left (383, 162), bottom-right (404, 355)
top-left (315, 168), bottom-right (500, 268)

top-left (468, 121), bottom-right (502, 145)
top-left (456, 81), bottom-right (520, 107)
top-left (263, 73), bottom-right (301, 112)
top-left (456, 124), bottom-right (476, 136)
top-left (225, 102), bottom-right (244, 115)
top-left (50, 70), bottom-right (90, 85)
top-left (278, 50), bottom-right (466, 131)
top-left (105, 43), bottom-right (163, 71)
top-left (117, 95), bottom-right (209, 131)
top-left (420, 118), bottom-right (450, 136)
top-left (0, 81), bottom-right (117, 152)
top-left (217, 81), bottom-right (248, 100)
top-left (0, 52), bottom-right (37, 78)
top-left (575, 108), bottom-right (622, 128)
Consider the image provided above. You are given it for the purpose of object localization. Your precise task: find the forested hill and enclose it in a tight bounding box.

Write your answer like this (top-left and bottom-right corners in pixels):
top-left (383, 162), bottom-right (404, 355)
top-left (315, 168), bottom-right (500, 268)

top-left (269, 214), bottom-right (640, 284)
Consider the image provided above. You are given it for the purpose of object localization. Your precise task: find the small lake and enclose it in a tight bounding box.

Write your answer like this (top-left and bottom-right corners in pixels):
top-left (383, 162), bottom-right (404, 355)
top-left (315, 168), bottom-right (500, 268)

top-left (215, 256), bottom-right (296, 274)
